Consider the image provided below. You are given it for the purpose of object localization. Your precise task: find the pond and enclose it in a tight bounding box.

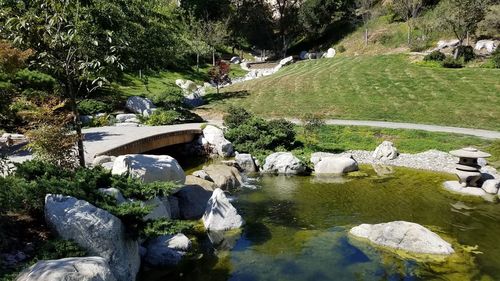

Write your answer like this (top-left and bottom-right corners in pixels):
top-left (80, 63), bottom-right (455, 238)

top-left (141, 165), bottom-right (500, 281)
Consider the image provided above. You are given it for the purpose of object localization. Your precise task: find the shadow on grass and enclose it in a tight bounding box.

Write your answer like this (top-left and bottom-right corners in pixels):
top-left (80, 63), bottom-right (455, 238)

top-left (203, 90), bottom-right (250, 104)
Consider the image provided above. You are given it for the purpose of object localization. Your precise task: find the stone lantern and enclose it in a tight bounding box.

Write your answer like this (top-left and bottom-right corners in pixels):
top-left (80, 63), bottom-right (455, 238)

top-left (449, 147), bottom-right (491, 187)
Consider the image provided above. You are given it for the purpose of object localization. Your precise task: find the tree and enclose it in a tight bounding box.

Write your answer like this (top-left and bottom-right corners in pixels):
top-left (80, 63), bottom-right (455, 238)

top-left (392, 0), bottom-right (424, 45)
top-left (182, 11), bottom-right (211, 71)
top-left (202, 19), bottom-right (229, 66)
top-left (208, 60), bottom-right (230, 94)
top-left (299, 0), bottom-right (348, 40)
top-left (436, 0), bottom-right (488, 53)
top-left (355, 0), bottom-right (376, 45)
top-left (477, 4), bottom-right (500, 38)
top-left (3, 0), bottom-right (124, 167)
top-left (272, 0), bottom-right (302, 57)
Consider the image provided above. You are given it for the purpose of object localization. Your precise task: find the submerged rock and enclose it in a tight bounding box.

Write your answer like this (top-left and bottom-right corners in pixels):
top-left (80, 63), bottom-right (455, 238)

top-left (350, 221), bottom-right (454, 255)
top-left (262, 152), bottom-right (307, 175)
top-left (111, 154), bottom-right (185, 184)
top-left (144, 234), bottom-right (191, 267)
top-left (45, 195), bottom-right (140, 281)
top-left (16, 257), bottom-right (116, 281)
top-left (203, 189), bottom-right (244, 231)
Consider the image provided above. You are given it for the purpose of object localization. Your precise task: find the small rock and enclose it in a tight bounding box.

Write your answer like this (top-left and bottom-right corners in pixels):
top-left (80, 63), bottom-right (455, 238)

top-left (325, 48), bottom-right (336, 58)
top-left (203, 189), bottom-right (244, 231)
top-left (143, 197), bottom-right (171, 221)
top-left (262, 152), bottom-right (307, 175)
top-left (482, 179), bottom-right (500, 194)
top-left (203, 164), bottom-right (243, 189)
top-left (192, 170), bottom-right (213, 181)
top-left (93, 155), bottom-right (116, 167)
top-left (98, 188), bottom-right (126, 204)
top-left (235, 153), bottom-right (258, 173)
top-left (115, 114), bottom-right (138, 123)
top-left (144, 234), bottom-right (191, 267)
top-left (372, 141), bottom-right (399, 161)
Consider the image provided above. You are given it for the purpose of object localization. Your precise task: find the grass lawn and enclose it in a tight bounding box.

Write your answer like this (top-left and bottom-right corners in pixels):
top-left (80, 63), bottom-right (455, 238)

top-left (117, 64), bottom-right (248, 98)
top-left (206, 54), bottom-right (500, 130)
top-left (295, 125), bottom-right (500, 169)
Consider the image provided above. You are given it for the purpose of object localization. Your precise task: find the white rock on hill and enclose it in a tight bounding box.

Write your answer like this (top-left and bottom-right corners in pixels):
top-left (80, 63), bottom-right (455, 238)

top-left (325, 48), bottom-right (336, 58)
top-left (350, 221), bottom-right (454, 255)
top-left (262, 152), bottom-right (307, 175)
top-left (279, 56), bottom-right (294, 66)
top-left (202, 125), bottom-right (234, 157)
top-left (474, 40), bottom-right (497, 54)
top-left (16, 257), bottom-right (116, 281)
top-left (45, 195), bottom-right (140, 281)
top-left (125, 96), bottom-right (156, 116)
top-left (203, 188), bottom-right (244, 231)
top-left (111, 154), bottom-right (185, 184)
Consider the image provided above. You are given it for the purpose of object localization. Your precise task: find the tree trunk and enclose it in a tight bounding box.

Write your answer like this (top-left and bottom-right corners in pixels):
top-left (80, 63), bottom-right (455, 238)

top-left (212, 50), bottom-right (215, 66)
top-left (407, 21), bottom-right (411, 45)
top-left (365, 28), bottom-right (368, 46)
top-left (67, 77), bottom-right (85, 168)
top-left (196, 53), bottom-right (200, 72)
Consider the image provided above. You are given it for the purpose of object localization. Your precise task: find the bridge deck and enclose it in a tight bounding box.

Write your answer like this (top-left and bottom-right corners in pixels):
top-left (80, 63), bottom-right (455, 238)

top-left (83, 123), bottom-right (204, 164)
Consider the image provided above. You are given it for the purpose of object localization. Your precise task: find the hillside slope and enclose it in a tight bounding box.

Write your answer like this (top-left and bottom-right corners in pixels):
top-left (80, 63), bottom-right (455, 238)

top-left (206, 54), bottom-right (500, 130)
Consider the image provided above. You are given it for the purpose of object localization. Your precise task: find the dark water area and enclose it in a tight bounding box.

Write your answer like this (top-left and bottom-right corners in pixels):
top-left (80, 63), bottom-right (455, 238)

top-left (140, 166), bottom-right (500, 281)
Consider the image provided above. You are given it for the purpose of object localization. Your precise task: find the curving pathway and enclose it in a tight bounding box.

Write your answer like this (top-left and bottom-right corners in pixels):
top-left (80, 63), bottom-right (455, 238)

top-left (287, 119), bottom-right (500, 139)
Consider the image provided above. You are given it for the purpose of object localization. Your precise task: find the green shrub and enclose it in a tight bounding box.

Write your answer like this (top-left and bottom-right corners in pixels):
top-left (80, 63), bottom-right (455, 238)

top-left (337, 45), bottom-right (346, 53)
top-left (491, 48), bottom-right (500, 68)
top-left (88, 114), bottom-right (113, 127)
top-left (141, 219), bottom-right (194, 239)
top-left (455, 45), bottom-right (475, 62)
top-left (441, 56), bottom-right (463, 68)
top-left (223, 105), bottom-right (253, 129)
top-left (14, 69), bottom-right (56, 90)
top-left (78, 99), bottom-right (113, 115)
top-left (224, 107), bottom-right (298, 157)
top-left (145, 109), bottom-right (181, 126)
top-left (147, 85), bottom-right (185, 109)
top-left (424, 50), bottom-right (446, 62)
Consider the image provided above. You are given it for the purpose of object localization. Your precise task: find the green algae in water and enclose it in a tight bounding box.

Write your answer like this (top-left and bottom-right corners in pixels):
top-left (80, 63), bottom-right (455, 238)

top-left (140, 166), bottom-right (500, 281)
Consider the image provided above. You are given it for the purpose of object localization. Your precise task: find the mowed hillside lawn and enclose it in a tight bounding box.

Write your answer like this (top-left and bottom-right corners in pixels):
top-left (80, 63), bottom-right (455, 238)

top-left (210, 54), bottom-right (500, 130)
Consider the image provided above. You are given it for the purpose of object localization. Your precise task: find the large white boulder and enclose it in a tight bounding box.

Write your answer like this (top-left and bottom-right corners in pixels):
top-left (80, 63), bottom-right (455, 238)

top-left (203, 189), bottom-right (244, 231)
top-left (314, 156), bottom-right (358, 174)
top-left (325, 48), bottom-right (336, 58)
top-left (203, 165), bottom-right (243, 190)
top-left (44, 195), bottom-right (140, 281)
top-left (175, 79), bottom-right (198, 93)
top-left (279, 56), bottom-right (294, 66)
top-left (372, 141), bottom-right (399, 161)
top-left (202, 125), bottom-right (234, 157)
top-left (436, 39), bottom-right (460, 50)
top-left (230, 56), bottom-right (242, 64)
top-left (350, 221), bottom-right (454, 255)
top-left (16, 257), bottom-right (116, 281)
top-left (125, 96), bottom-right (156, 116)
top-left (262, 152), bottom-right (307, 175)
top-left (174, 185), bottom-right (213, 219)
top-left (144, 234), bottom-right (191, 267)
top-left (111, 154), bottom-right (185, 184)
top-left (115, 114), bottom-right (137, 123)
top-left (235, 153), bottom-right (258, 173)
top-left (474, 40), bottom-right (497, 54)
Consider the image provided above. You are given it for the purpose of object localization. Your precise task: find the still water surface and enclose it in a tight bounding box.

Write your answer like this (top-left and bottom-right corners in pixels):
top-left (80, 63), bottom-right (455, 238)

top-left (141, 166), bottom-right (500, 281)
